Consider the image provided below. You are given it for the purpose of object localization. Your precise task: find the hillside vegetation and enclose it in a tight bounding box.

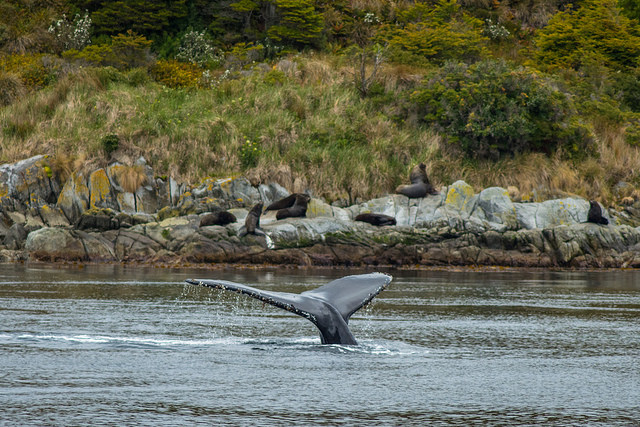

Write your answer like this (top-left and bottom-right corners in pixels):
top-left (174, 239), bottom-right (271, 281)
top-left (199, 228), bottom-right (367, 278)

top-left (1, 0), bottom-right (640, 205)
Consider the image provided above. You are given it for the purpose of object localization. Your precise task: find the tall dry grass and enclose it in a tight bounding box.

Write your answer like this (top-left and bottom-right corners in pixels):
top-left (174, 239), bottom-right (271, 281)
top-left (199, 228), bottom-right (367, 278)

top-left (2, 56), bottom-right (639, 206)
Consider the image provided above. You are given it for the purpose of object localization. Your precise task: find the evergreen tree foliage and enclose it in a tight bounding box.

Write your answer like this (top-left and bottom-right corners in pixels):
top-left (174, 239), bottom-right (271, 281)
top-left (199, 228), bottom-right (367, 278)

top-left (535, 0), bottom-right (640, 71)
top-left (71, 0), bottom-right (187, 37)
top-left (381, 0), bottom-right (488, 65)
top-left (267, 0), bottom-right (324, 48)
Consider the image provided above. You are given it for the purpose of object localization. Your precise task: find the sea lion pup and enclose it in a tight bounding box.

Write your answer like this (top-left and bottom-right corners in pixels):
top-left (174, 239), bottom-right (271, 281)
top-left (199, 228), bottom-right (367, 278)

top-left (238, 202), bottom-right (265, 237)
top-left (587, 200), bottom-right (609, 225)
top-left (395, 163), bottom-right (438, 198)
top-left (355, 213), bottom-right (396, 226)
top-left (276, 193), bottom-right (311, 220)
top-left (199, 211), bottom-right (236, 227)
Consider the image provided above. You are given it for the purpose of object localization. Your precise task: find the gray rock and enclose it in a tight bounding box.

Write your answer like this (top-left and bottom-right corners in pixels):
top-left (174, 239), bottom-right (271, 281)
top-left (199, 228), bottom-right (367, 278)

top-left (3, 223), bottom-right (28, 250)
top-left (515, 198), bottom-right (590, 229)
top-left (0, 155), bottom-right (62, 212)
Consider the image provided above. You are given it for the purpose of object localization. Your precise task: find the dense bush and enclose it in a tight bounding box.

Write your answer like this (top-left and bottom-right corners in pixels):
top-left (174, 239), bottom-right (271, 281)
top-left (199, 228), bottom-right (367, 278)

top-left (381, 0), bottom-right (489, 65)
top-left (410, 60), bottom-right (593, 159)
top-left (150, 60), bottom-right (203, 88)
top-left (0, 53), bottom-right (56, 89)
top-left (101, 134), bottom-right (120, 155)
top-left (534, 0), bottom-right (640, 71)
top-left (62, 30), bottom-right (154, 70)
top-left (176, 30), bottom-right (223, 67)
top-left (48, 11), bottom-right (92, 53)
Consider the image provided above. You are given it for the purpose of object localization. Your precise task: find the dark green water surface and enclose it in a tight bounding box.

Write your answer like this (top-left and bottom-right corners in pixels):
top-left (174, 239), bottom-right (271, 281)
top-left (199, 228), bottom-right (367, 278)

top-left (1, 264), bottom-right (639, 425)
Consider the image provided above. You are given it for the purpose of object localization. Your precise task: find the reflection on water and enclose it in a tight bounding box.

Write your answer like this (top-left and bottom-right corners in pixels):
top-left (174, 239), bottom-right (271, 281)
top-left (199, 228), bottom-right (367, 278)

top-left (1, 264), bottom-right (639, 425)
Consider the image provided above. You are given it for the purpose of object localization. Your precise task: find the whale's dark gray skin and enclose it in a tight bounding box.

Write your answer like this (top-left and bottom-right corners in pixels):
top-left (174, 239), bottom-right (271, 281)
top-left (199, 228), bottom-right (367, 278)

top-left (186, 273), bottom-right (392, 345)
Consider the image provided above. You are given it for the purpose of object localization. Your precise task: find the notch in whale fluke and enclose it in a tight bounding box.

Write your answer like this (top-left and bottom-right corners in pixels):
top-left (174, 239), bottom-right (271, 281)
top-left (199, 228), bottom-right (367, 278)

top-left (185, 273), bottom-right (392, 345)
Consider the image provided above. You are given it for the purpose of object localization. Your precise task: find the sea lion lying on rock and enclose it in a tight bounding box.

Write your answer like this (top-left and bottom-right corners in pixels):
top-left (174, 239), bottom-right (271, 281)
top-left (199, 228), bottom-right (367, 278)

top-left (587, 200), bottom-right (609, 225)
top-left (199, 211), bottom-right (237, 227)
top-left (395, 163), bottom-right (438, 198)
top-left (355, 213), bottom-right (397, 226)
top-left (239, 202), bottom-right (265, 237)
top-left (265, 193), bottom-right (299, 211)
top-left (269, 193), bottom-right (311, 220)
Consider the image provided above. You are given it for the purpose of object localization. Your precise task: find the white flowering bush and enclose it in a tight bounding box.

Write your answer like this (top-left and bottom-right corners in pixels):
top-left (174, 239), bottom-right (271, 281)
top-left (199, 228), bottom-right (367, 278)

top-left (484, 19), bottom-right (510, 40)
top-left (48, 12), bottom-right (92, 52)
top-left (176, 30), bottom-right (223, 67)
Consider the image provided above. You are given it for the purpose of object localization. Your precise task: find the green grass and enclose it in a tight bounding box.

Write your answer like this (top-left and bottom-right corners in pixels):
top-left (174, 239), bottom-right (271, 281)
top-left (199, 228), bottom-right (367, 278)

top-left (1, 56), bottom-right (639, 207)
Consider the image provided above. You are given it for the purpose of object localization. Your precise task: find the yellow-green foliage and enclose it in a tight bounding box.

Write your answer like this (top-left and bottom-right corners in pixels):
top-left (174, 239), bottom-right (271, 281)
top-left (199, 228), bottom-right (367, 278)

top-left (381, 0), bottom-right (489, 65)
top-left (150, 60), bottom-right (203, 88)
top-left (534, 0), bottom-right (640, 71)
top-left (63, 44), bottom-right (114, 65)
top-left (62, 31), bottom-right (154, 70)
top-left (0, 53), bottom-right (55, 89)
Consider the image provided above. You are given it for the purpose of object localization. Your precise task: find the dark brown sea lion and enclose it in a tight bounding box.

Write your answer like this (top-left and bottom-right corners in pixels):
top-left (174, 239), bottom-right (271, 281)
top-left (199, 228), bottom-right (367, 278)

top-left (587, 200), bottom-right (609, 225)
top-left (239, 202), bottom-right (264, 237)
top-left (395, 163), bottom-right (438, 198)
top-left (276, 193), bottom-right (311, 220)
top-left (265, 193), bottom-right (298, 211)
top-left (355, 213), bottom-right (396, 226)
top-left (199, 211), bottom-right (237, 227)
top-left (409, 162), bottom-right (429, 184)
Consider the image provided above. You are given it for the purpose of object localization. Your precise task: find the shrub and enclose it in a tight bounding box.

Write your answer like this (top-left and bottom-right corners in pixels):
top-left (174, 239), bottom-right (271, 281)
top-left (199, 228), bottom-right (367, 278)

top-left (0, 53), bottom-right (56, 89)
top-left (101, 134), bottom-right (120, 155)
top-left (534, 0), bottom-right (640, 71)
top-left (410, 60), bottom-right (593, 159)
top-left (62, 31), bottom-right (154, 70)
top-left (380, 0), bottom-right (489, 65)
top-left (150, 59), bottom-right (203, 88)
top-left (176, 30), bottom-right (223, 67)
top-left (239, 137), bottom-right (261, 168)
top-left (48, 12), bottom-right (92, 53)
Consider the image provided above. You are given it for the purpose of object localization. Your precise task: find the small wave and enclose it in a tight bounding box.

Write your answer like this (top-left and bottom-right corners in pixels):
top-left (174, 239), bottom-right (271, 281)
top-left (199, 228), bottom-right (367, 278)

top-left (1, 333), bottom-right (243, 348)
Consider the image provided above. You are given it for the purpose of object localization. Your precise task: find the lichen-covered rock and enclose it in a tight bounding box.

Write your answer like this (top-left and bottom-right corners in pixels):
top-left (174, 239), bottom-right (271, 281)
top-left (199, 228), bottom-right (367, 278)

top-left (515, 198), bottom-right (590, 229)
top-left (444, 180), bottom-right (476, 213)
top-left (57, 171), bottom-right (90, 224)
top-left (191, 177), bottom-right (261, 206)
top-left (89, 168), bottom-right (119, 211)
top-left (475, 187), bottom-right (518, 230)
top-left (0, 155), bottom-right (62, 212)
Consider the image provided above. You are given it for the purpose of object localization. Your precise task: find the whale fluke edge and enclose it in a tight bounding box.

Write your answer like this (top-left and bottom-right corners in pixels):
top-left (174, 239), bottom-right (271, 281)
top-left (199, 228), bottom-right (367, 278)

top-left (185, 272), bottom-right (393, 345)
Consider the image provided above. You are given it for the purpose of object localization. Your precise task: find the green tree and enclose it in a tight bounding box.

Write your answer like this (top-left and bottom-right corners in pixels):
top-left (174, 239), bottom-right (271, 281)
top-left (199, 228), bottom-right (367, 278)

top-left (619, 0), bottom-right (640, 21)
top-left (71, 0), bottom-right (187, 37)
top-left (380, 0), bottom-right (488, 65)
top-left (535, 0), bottom-right (640, 71)
top-left (267, 0), bottom-right (324, 48)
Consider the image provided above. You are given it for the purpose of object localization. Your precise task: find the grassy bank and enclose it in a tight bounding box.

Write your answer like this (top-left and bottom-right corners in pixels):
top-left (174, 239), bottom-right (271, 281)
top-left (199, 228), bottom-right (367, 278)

top-left (1, 54), bottom-right (640, 206)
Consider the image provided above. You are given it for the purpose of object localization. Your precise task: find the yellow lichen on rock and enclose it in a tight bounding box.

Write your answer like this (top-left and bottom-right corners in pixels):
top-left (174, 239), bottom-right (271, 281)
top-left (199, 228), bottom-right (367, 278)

top-left (89, 169), bottom-right (112, 209)
top-left (445, 181), bottom-right (475, 211)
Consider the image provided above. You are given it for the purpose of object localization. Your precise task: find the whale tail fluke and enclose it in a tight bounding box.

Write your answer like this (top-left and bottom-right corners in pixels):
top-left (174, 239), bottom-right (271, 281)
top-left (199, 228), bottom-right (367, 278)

top-left (185, 273), bottom-right (392, 345)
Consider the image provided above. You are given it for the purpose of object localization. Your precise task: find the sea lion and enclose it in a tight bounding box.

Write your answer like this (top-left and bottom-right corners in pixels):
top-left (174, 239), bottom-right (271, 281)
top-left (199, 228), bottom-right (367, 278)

top-left (587, 200), bottom-right (609, 225)
top-left (395, 163), bottom-right (438, 198)
top-left (239, 202), bottom-right (265, 237)
top-left (276, 193), bottom-right (311, 220)
top-left (355, 213), bottom-right (397, 226)
top-left (409, 162), bottom-right (429, 184)
top-left (199, 211), bottom-right (237, 227)
top-left (265, 193), bottom-right (298, 211)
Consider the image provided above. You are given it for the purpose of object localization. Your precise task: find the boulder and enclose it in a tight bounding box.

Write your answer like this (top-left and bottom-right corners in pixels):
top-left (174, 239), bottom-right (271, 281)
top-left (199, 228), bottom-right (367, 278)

top-left (0, 155), bottom-right (62, 212)
top-left (515, 198), bottom-right (591, 229)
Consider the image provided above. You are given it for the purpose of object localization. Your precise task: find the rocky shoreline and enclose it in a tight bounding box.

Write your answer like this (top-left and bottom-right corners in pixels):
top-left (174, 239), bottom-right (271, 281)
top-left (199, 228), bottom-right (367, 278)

top-left (2, 155), bottom-right (640, 269)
